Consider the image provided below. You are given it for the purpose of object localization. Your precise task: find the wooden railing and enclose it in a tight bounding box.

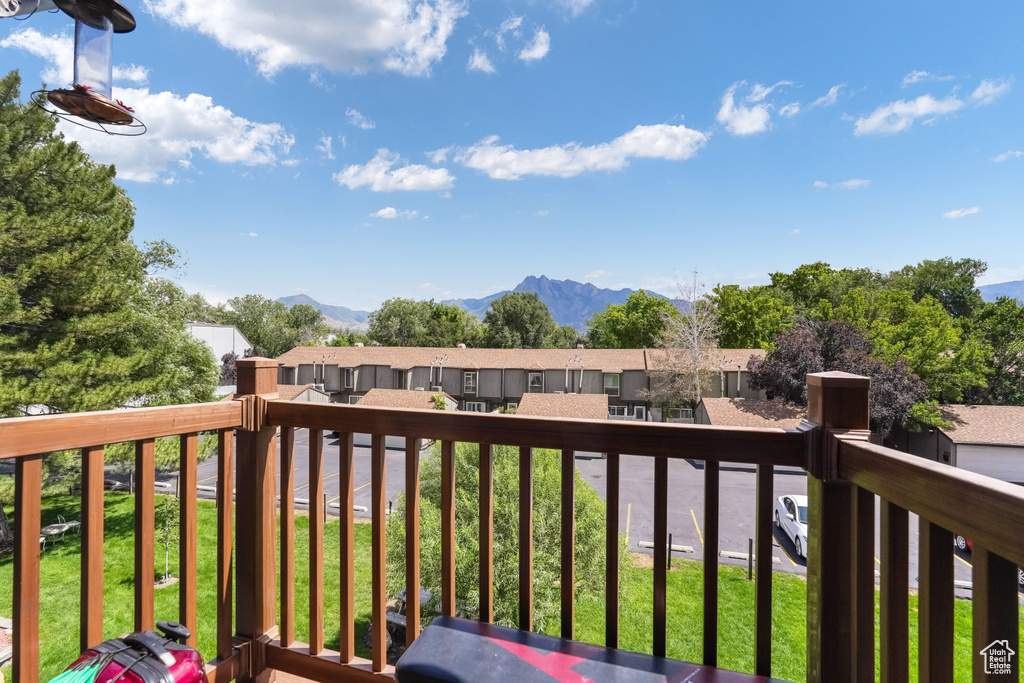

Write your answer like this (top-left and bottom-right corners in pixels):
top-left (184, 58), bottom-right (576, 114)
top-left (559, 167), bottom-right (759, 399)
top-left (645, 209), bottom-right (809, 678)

top-left (1, 361), bottom-right (1022, 683)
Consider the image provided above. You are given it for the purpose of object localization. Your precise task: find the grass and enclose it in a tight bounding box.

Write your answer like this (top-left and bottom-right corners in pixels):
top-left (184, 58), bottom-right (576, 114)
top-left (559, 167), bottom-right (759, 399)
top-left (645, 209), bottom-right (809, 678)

top-left (3, 494), bottom-right (1022, 682)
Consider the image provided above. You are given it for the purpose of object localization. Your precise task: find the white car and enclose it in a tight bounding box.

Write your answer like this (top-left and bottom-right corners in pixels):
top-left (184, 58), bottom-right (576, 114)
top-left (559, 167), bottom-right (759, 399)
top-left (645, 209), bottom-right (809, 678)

top-left (774, 494), bottom-right (809, 559)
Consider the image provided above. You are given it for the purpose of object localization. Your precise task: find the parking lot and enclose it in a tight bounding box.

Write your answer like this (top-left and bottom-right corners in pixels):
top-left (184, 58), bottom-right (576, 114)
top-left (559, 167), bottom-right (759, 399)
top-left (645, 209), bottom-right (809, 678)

top-left (178, 430), bottom-right (1007, 598)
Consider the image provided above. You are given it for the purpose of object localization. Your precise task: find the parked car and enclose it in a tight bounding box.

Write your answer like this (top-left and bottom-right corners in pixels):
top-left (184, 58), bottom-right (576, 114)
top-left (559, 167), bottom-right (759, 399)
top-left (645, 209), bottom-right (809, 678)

top-left (774, 494), bottom-right (808, 558)
top-left (954, 535), bottom-right (1024, 586)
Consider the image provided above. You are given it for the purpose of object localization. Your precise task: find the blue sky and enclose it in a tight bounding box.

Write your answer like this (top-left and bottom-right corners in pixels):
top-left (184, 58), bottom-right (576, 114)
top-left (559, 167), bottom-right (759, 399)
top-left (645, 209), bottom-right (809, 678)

top-left (3, 1), bottom-right (1022, 310)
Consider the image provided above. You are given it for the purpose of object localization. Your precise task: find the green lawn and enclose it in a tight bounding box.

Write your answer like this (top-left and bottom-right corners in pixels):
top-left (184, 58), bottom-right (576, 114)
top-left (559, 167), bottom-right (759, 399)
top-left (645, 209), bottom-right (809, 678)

top-left (3, 494), bottom-right (1022, 682)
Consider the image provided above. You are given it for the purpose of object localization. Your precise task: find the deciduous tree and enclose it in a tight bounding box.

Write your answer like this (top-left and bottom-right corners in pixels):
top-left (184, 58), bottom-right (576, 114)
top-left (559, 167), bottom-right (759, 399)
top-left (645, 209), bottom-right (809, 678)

top-left (711, 284), bottom-right (793, 349)
top-left (483, 292), bottom-right (555, 349)
top-left (587, 290), bottom-right (679, 349)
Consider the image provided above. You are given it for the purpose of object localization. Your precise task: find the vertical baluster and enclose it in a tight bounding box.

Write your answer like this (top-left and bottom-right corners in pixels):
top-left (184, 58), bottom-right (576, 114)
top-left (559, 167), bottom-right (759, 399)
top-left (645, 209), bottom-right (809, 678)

top-left (972, 547), bottom-right (1020, 681)
top-left (441, 440), bottom-right (456, 617)
top-left (338, 431), bottom-right (355, 662)
top-left (280, 426), bottom-right (296, 647)
top-left (605, 452), bottom-right (620, 648)
top-left (309, 429), bottom-right (325, 654)
top-left (216, 428), bottom-right (234, 660)
top-left (754, 463), bottom-right (774, 676)
top-left (703, 460), bottom-right (720, 667)
top-left (80, 445), bottom-right (105, 651)
top-left (561, 449), bottom-right (576, 640)
top-left (371, 434), bottom-right (387, 672)
top-left (135, 438), bottom-right (156, 631)
top-left (653, 456), bottom-right (668, 657)
top-left (479, 443), bottom-right (494, 623)
top-left (14, 454), bottom-right (42, 683)
top-left (879, 499), bottom-right (908, 683)
top-left (852, 486), bottom-right (874, 683)
top-left (406, 437), bottom-right (422, 645)
top-left (519, 446), bottom-right (534, 631)
top-left (179, 433), bottom-right (199, 647)
top-left (918, 519), bottom-right (952, 683)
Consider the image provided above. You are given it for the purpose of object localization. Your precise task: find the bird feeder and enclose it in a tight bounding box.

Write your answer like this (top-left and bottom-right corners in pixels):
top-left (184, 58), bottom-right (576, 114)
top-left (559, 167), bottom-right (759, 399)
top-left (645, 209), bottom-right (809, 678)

top-left (25, 0), bottom-right (145, 134)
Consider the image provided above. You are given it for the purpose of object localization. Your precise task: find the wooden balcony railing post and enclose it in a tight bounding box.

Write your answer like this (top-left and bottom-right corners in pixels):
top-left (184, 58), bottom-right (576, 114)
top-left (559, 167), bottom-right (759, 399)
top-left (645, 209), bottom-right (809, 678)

top-left (804, 372), bottom-right (871, 683)
top-left (235, 357), bottom-right (280, 683)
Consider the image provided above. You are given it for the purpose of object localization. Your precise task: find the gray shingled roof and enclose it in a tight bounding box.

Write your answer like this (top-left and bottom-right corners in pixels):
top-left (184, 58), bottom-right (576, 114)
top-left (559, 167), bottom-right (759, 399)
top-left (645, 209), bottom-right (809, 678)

top-left (938, 405), bottom-right (1024, 446)
top-left (516, 393), bottom-right (609, 420)
top-left (701, 398), bottom-right (805, 429)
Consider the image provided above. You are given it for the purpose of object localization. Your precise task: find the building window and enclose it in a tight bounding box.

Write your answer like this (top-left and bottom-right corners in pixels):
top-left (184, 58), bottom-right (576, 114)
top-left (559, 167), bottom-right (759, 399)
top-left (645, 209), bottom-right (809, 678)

top-left (608, 405), bottom-right (627, 417)
top-left (343, 368), bottom-right (354, 389)
top-left (348, 395), bottom-right (361, 404)
top-left (464, 371), bottom-right (477, 393)
top-left (604, 373), bottom-right (620, 397)
top-left (634, 406), bottom-right (646, 421)
top-left (394, 369), bottom-right (406, 389)
top-left (506, 402), bottom-right (518, 411)
top-left (464, 401), bottom-right (486, 412)
top-left (670, 408), bottom-right (693, 420)
top-left (528, 372), bottom-right (543, 393)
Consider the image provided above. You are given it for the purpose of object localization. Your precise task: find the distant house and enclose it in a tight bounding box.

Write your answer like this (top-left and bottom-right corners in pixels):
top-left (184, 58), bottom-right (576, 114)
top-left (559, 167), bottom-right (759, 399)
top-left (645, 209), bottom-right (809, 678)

top-left (891, 405), bottom-right (1024, 484)
top-left (187, 323), bottom-right (252, 363)
top-left (273, 345), bottom-right (767, 421)
top-left (220, 383), bottom-right (330, 404)
top-left (516, 393), bottom-right (609, 420)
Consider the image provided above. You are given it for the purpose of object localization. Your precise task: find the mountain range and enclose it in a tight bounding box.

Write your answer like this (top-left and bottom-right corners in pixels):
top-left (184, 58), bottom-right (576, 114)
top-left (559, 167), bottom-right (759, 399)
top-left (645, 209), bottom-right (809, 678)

top-left (277, 276), bottom-right (672, 332)
top-left (978, 279), bottom-right (1024, 303)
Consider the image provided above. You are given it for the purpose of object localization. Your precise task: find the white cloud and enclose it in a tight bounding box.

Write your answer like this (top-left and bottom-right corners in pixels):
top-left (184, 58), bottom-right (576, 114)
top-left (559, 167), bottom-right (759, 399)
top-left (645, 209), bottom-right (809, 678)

top-left (316, 135), bottom-right (335, 160)
top-left (815, 179), bottom-right (871, 190)
top-left (971, 78), bottom-right (1011, 106)
top-left (810, 83), bottom-right (845, 108)
top-left (467, 48), bottom-right (496, 74)
top-left (240, 231), bottom-right (259, 237)
top-left (559, 0), bottom-right (594, 16)
top-left (788, 229), bottom-right (800, 235)
top-left (371, 207), bottom-right (398, 218)
top-left (64, 88), bottom-right (294, 182)
top-left (901, 70), bottom-right (954, 87)
top-left (346, 108), bottom-right (376, 129)
top-left (518, 29), bottom-right (550, 62)
top-left (746, 81), bottom-right (792, 103)
top-left (334, 149), bottom-right (455, 191)
top-left (490, 16), bottom-right (524, 51)
top-left (991, 150), bottom-right (1024, 163)
top-left (585, 270), bottom-right (619, 280)
top-left (142, 0), bottom-right (467, 77)
top-left (427, 146), bottom-right (452, 164)
top-left (454, 123), bottom-right (708, 180)
top-left (853, 94), bottom-right (964, 135)
top-left (536, 209), bottom-right (549, 216)
top-left (778, 102), bottom-right (801, 117)
top-left (717, 82), bottom-right (773, 135)
top-left (942, 206), bottom-right (980, 219)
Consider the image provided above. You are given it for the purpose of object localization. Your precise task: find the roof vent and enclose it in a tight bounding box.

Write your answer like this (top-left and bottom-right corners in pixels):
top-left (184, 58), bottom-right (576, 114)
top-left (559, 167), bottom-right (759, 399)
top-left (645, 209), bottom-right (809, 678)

top-left (457, 343), bottom-right (466, 348)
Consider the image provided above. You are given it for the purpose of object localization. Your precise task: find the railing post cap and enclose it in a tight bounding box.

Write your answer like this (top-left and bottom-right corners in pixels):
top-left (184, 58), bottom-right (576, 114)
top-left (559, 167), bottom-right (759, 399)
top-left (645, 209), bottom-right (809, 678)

top-left (236, 357), bottom-right (280, 369)
top-left (806, 371), bottom-right (870, 389)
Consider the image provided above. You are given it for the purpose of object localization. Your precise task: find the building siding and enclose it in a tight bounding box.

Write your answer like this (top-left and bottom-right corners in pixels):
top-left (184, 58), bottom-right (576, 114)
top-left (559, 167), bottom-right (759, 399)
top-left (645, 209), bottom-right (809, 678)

top-left (323, 365), bottom-right (341, 392)
top-left (375, 366), bottom-right (393, 389)
top-left (441, 369), bottom-right (461, 396)
top-left (581, 370), bottom-right (602, 395)
top-left (410, 367), bottom-right (431, 390)
top-left (356, 365), bottom-right (375, 392)
top-left (479, 369), bottom-right (502, 399)
top-left (504, 369), bottom-right (526, 398)
top-left (279, 367), bottom-right (296, 385)
top-left (620, 371), bottom-right (648, 401)
top-left (297, 364), bottom-right (314, 385)
top-left (544, 369), bottom-right (566, 394)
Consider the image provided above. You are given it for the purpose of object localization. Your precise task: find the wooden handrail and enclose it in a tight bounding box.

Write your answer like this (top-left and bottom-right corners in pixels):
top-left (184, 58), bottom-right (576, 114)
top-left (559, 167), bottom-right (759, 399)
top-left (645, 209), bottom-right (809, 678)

top-left (0, 400), bottom-right (243, 460)
top-left (838, 438), bottom-right (1024, 569)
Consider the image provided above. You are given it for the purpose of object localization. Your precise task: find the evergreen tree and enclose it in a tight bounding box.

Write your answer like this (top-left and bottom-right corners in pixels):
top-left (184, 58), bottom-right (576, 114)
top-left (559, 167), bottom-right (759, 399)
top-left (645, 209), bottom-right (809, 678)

top-left (0, 70), bottom-right (218, 417)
